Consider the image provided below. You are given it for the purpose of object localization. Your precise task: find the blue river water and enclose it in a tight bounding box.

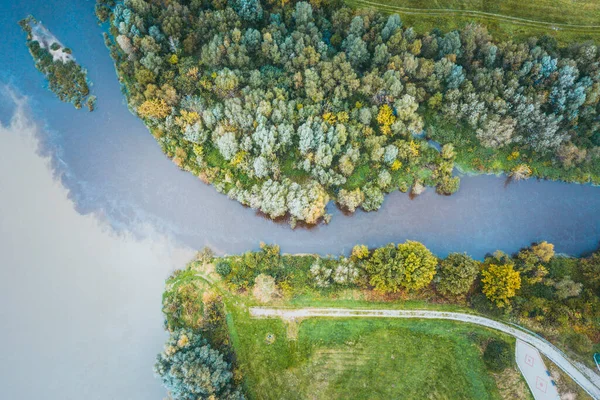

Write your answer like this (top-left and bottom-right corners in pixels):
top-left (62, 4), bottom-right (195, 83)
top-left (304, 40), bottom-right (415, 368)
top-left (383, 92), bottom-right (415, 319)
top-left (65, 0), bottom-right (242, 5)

top-left (1, 0), bottom-right (599, 260)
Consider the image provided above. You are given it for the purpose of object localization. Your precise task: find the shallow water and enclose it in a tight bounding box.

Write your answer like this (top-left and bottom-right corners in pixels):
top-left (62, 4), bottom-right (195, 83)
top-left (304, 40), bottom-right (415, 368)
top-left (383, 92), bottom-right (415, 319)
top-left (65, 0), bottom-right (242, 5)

top-left (0, 0), bottom-right (599, 398)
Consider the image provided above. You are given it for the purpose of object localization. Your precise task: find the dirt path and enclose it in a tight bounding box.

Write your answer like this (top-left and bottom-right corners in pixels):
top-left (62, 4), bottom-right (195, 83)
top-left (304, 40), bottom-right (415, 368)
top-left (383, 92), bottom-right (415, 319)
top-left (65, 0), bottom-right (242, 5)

top-left (250, 307), bottom-right (600, 399)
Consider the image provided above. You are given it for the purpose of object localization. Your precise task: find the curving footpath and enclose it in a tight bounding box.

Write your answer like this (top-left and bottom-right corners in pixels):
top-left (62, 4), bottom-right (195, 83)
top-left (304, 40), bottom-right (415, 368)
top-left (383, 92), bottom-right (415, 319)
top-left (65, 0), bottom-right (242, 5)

top-left (250, 307), bottom-right (600, 399)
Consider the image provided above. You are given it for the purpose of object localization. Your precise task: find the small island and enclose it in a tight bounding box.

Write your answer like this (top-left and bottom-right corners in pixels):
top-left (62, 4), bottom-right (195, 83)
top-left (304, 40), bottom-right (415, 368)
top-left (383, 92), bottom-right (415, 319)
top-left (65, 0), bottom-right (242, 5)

top-left (19, 15), bottom-right (96, 111)
top-left (156, 241), bottom-right (600, 399)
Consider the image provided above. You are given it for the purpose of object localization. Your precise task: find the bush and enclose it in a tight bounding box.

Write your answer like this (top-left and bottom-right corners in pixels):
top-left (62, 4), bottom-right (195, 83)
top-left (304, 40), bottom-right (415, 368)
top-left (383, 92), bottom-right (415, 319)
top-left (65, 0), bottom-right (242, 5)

top-left (216, 260), bottom-right (232, 277)
top-left (566, 332), bottom-right (593, 354)
top-left (483, 340), bottom-right (513, 372)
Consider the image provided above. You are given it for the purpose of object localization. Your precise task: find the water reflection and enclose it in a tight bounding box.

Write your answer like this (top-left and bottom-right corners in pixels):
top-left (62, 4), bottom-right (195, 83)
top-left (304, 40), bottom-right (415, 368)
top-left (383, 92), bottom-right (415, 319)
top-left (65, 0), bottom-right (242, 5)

top-left (0, 94), bottom-right (194, 400)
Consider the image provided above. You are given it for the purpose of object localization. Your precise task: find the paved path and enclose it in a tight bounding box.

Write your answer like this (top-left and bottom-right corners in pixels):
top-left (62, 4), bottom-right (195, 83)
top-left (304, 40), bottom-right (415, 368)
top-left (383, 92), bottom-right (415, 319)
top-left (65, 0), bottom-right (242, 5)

top-left (516, 340), bottom-right (560, 400)
top-left (250, 307), bottom-right (600, 399)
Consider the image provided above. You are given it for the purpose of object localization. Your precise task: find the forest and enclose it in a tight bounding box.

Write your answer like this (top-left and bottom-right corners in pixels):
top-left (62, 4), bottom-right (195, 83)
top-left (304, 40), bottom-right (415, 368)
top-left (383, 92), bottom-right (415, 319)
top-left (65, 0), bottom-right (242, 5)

top-left (19, 15), bottom-right (96, 111)
top-left (99, 0), bottom-right (600, 224)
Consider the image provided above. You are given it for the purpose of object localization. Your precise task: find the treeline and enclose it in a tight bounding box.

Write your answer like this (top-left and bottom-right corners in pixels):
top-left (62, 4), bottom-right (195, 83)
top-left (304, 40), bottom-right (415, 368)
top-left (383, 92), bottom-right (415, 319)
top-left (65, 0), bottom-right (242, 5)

top-left (215, 242), bottom-right (600, 357)
top-left (157, 264), bottom-right (245, 399)
top-left (19, 16), bottom-right (96, 111)
top-left (100, 0), bottom-right (600, 223)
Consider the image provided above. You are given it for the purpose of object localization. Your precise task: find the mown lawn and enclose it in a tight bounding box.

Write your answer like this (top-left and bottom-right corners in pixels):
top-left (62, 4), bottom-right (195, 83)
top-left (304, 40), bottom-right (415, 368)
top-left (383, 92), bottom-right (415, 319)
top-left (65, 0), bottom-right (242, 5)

top-left (345, 0), bottom-right (600, 43)
top-left (228, 306), bottom-right (517, 400)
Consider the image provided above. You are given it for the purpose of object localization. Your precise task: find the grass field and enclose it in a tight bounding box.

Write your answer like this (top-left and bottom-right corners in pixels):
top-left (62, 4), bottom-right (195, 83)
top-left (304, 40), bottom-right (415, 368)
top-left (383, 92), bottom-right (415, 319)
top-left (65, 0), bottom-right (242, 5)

top-left (345, 0), bottom-right (600, 43)
top-left (228, 305), bottom-right (529, 399)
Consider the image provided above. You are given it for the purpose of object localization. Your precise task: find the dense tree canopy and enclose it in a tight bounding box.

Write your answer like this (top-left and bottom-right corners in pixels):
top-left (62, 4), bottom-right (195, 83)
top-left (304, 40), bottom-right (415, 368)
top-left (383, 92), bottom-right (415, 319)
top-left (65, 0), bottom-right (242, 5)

top-left (101, 0), bottom-right (600, 223)
top-left (155, 329), bottom-right (244, 400)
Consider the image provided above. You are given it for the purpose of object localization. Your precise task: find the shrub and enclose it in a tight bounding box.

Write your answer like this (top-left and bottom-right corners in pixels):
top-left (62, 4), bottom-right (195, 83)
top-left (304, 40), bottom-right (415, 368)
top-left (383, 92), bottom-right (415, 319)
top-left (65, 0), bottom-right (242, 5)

top-left (216, 260), bottom-right (232, 277)
top-left (566, 332), bottom-right (593, 354)
top-left (483, 340), bottom-right (513, 372)
top-left (310, 259), bottom-right (333, 288)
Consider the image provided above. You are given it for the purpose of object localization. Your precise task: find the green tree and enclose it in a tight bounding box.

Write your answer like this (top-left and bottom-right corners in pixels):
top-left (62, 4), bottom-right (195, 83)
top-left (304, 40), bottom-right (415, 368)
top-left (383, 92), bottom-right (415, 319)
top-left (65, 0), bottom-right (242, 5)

top-left (154, 329), bottom-right (244, 400)
top-left (437, 253), bottom-right (480, 297)
top-left (216, 260), bottom-right (232, 277)
top-left (364, 241), bottom-right (437, 293)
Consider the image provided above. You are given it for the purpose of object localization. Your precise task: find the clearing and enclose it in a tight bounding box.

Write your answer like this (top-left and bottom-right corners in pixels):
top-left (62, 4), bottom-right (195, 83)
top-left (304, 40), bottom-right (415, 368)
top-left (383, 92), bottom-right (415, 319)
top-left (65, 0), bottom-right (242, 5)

top-left (345, 0), bottom-right (600, 43)
top-left (229, 306), bottom-right (527, 399)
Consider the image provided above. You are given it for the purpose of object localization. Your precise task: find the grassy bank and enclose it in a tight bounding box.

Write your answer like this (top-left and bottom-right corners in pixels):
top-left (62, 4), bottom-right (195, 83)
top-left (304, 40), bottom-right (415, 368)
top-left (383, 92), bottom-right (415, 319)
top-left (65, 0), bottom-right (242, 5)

top-left (164, 259), bottom-right (532, 399)
top-left (426, 116), bottom-right (600, 185)
top-left (161, 243), bottom-right (600, 398)
top-left (345, 0), bottom-right (600, 43)
top-left (229, 307), bottom-right (523, 399)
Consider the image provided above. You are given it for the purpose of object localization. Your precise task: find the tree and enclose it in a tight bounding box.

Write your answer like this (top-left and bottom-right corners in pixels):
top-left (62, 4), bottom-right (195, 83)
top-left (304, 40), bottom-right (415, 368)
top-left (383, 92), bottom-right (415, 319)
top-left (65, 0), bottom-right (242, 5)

top-left (516, 245), bottom-right (550, 285)
top-left (337, 188), bottom-right (364, 212)
top-left (553, 277), bottom-right (582, 300)
top-left (436, 175), bottom-right (460, 195)
top-left (530, 241), bottom-right (554, 263)
top-left (155, 329), bottom-right (244, 400)
top-left (476, 117), bottom-right (516, 149)
top-left (138, 98), bottom-right (171, 119)
top-left (364, 241), bottom-right (437, 293)
top-left (396, 241), bottom-right (438, 291)
top-left (230, 0), bottom-right (263, 22)
top-left (481, 263), bottom-right (521, 308)
top-left (351, 244), bottom-right (369, 260)
top-left (579, 251), bottom-right (600, 292)
top-left (381, 14), bottom-right (402, 41)
top-left (361, 183), bottom-right (384, 211)
top-left (293, 2), bottom-right (313, 25)
top-left (437, 253), bottom-right (480, 297)
top-left (343, 34), bottom-right (369, 69)
top-left (509, 164), bottom-right (532, 181)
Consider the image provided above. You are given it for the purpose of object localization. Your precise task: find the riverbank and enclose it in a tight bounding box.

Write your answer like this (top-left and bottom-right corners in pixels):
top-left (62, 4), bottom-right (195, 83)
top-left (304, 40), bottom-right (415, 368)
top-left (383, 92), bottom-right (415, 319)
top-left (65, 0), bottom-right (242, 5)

top-left (160, 248), bottom-right (600, 399)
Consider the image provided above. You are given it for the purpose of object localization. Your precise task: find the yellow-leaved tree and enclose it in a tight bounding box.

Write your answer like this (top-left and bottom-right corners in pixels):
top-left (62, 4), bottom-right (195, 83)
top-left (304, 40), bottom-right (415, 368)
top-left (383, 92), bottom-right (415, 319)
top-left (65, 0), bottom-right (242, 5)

top-left (137, 98), bottom-right (171, 119)
top-left (481, 263), bottom-right (521, 308)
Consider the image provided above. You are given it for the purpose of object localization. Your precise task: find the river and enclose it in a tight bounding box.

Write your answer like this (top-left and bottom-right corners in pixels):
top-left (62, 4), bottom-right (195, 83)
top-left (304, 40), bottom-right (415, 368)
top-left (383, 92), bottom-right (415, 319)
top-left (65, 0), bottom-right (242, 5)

top-left (0, 0), bottom-right (599, 399)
